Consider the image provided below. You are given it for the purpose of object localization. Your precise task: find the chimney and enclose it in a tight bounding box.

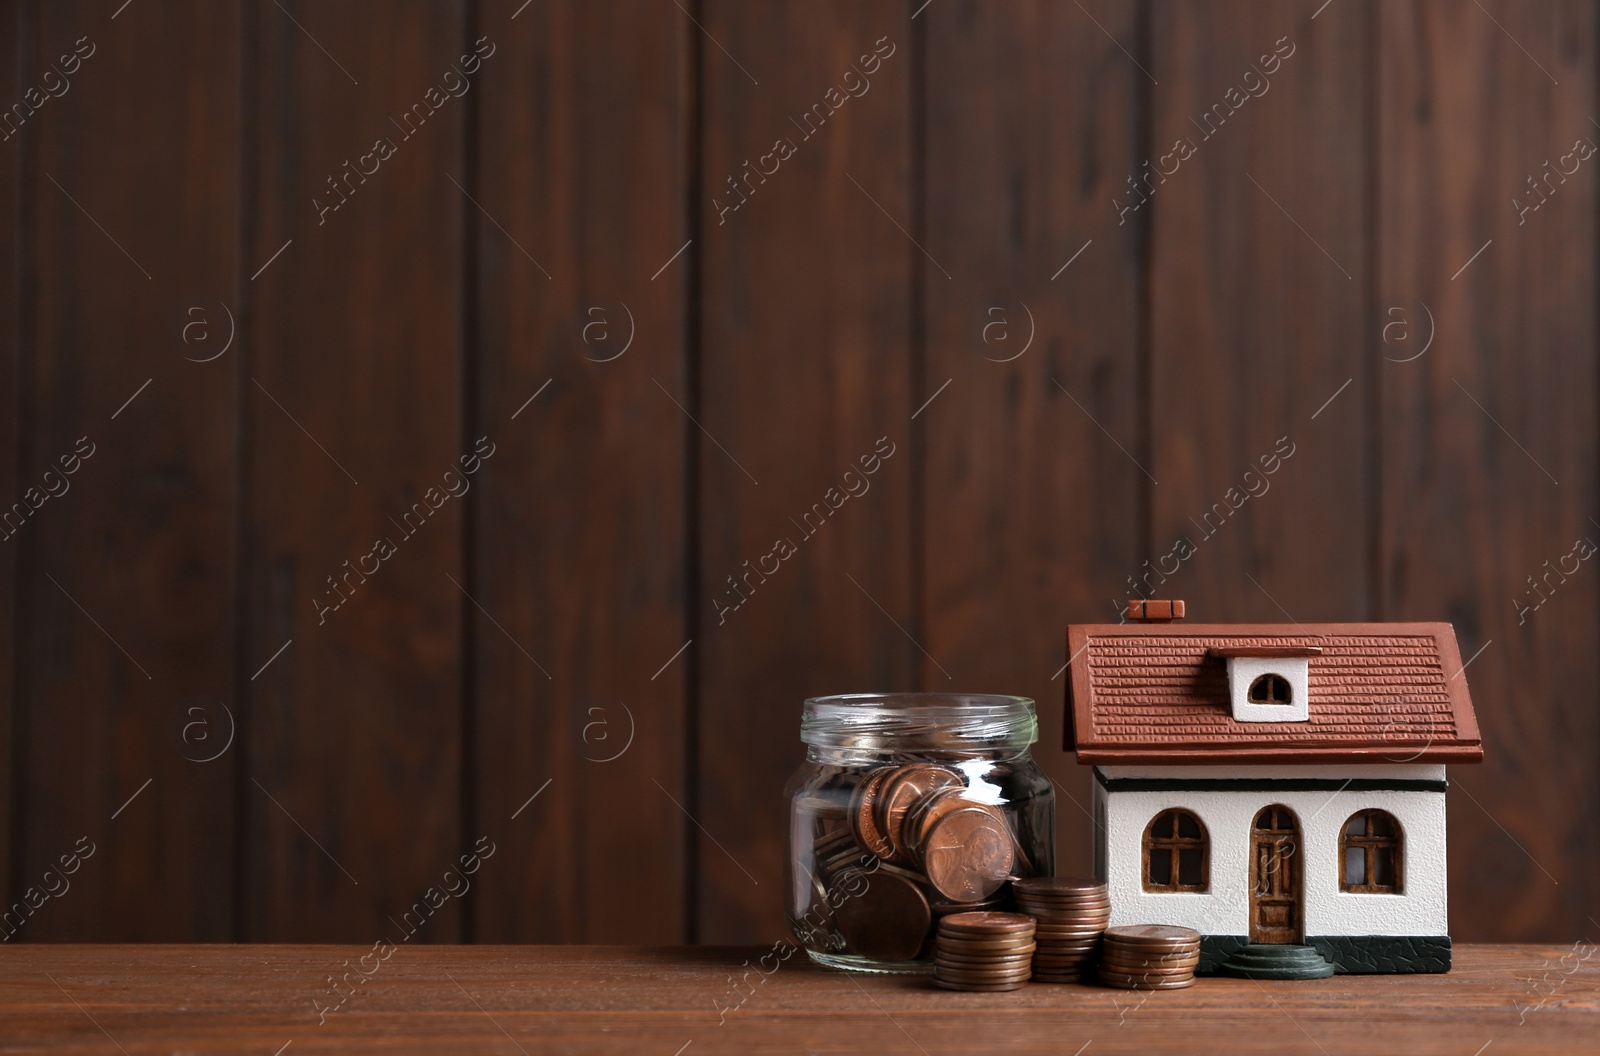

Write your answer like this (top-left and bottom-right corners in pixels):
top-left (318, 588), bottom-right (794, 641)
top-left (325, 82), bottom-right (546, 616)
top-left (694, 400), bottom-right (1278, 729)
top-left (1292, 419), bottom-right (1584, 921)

top-left (1127, 599), bottom-right (1185, 623)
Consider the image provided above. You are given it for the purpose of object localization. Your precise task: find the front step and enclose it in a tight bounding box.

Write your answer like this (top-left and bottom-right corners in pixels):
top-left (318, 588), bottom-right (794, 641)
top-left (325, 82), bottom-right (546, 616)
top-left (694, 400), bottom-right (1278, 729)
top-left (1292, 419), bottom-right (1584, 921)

top-left (1218, 943), bottom-right (1336, 980)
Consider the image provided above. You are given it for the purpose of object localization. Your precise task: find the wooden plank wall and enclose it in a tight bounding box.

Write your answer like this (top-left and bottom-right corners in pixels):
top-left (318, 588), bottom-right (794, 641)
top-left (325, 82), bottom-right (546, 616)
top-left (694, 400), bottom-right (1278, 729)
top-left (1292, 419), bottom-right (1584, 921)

top-left (1, 0), bottom-right (1595, 947)
top-left (16, 0), bottom-right (238, 940)
top-left (1378, 0), bottom-right (1599, 941)
top-left (471, 0), bottom-right (689, 943)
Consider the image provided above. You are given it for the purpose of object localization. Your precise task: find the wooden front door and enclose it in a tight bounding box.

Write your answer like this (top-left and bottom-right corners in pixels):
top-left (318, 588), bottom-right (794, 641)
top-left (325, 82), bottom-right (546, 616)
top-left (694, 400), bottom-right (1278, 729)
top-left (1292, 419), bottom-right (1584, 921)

top-left (1249, 805), bottom-right (1302, 944)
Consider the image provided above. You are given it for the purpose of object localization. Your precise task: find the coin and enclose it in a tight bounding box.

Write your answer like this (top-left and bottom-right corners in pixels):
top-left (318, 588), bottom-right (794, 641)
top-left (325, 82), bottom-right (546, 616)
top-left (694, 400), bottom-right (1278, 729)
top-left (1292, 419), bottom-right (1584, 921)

top-left (849, 769), bottom-right (896, 860)
top-left (1100, 962), bottom-right (1199, 976)
top-left (935, 942), bottom-right (1037, 961)
top-left (934, 966), bottom-right (1030, 985)
top-left (938, 911), bottom-right (1035, 935)
top-left (931, 977), bottom-right (1030, 992)
top-left (1019, 900), bottom-right (1111, 914)
top-left (934, 964), bottom-right (1033, 982)
top-left (1097, 971), bottom-right (1195, 990)
top-left (876, 764), bottom-right (965, 861)
top-left (1033, 922), bottom-right (1110, 936)
top-left (934, 948), bottom-right (1035, 965)
top-left (923, 809), bottom-right (1015, 904)
top-left (934, 932), bottom-right (1036, 950)
top-left (1102, 924), bottom-right (1201, 948)
top-left (1014, 877), bottom-right (1105, 897)
top-left (1019, 901), bottom-right (1110, 914)
top-left (833, 867), bottom-right (931, 961)
top-left (906, 789), bottom-right (1003, 862)
top-left (930, 895), bottom-right (1008, 916)
top-left (1100, 949), bottom-right (1200, 965)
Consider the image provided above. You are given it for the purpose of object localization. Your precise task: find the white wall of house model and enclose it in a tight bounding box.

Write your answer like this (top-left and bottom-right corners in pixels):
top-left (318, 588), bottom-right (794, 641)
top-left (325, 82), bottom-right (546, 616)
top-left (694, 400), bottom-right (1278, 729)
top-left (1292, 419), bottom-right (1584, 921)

top-left (1094, 763), bottom-right (1448, 938)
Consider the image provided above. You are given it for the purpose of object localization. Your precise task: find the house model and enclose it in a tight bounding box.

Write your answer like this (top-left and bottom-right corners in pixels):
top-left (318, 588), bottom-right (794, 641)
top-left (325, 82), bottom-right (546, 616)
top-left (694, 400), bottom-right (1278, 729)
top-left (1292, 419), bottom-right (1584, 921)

top-left (1065, 600), bottom-right (1483, 978)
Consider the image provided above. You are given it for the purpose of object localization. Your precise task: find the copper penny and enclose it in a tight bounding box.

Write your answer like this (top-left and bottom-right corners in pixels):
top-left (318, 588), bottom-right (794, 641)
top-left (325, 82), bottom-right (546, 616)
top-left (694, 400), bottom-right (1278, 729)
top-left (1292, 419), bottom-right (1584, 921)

top-left (1101, 947), bottom-right (1200, 962)
top-left (875, 764), bottom-right (965, 861)
top-left (1014, 877), bottom-right (1106, 896)
top-left (1019, 905), bottom-right (1111, 918)
top-left (1097, 972), bottom-right (1195, 990)
top-left (849, 769), bottom-right (896, 861)
top-left (936, 949), bottom-right (1035, 965)
top-left (1098, 966), bottom-right (1199, 980)
top-left (907, 789), bottom-right (999, 861)
top-left (1019, 899), bottom-right (1111, 912)
top-left (930, 896), bottom-right (1007, 917)
top-left (833, 867), bottom-right (931, 961)
top-left (934, 947), bottom-right (1036, 966)
top-left (934, 966), bottom-right (1033, 984)
top-left (1033, 921), bottom-right (1108, 933)
top-left (923, 809), bottom-right (1015, 903)
top-left (936, 947), bottom-right (1036, 964)
top-left (935, 933), bottom-right (1035, 949)
top-left (1100, 955), bottom-right (1198, 966)
top-left (938, 911), bottom-right (1034, 934)
top-left (931, 977), bottom-right (1030, 992)
top-left (1035, 936), bottom-right (1106, 947)
top-left (1100, 957), bottom-right (1201, 973)
top-left (1103, 925), bottom-right (1201, 945)
top-left (936, 960), bottom-right (1034, 976)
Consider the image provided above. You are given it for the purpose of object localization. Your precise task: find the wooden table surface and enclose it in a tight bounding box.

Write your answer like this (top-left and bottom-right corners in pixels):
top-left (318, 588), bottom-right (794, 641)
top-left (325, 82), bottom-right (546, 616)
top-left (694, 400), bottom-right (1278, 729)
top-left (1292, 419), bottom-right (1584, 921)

top-left (1, 944), bottom-right (1595, 1054)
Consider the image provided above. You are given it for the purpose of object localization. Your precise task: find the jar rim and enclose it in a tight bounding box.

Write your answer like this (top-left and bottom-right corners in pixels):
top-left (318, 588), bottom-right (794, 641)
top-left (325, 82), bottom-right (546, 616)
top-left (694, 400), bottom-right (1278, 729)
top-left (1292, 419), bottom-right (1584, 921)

top-left (800, 692), bottom-right (1038, 749)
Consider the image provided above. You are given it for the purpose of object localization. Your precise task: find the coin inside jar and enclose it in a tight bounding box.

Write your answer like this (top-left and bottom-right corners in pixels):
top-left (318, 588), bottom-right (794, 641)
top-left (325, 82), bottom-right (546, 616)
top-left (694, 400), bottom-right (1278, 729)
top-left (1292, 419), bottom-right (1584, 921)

top-left (874, 764), bottom-right (965, 862)
top-left (922, 807), bottom-right (1015, 902)
top-left (832, 866), bottom-right (932, 961)
top-left (848, 769), bottom-right (896, 861)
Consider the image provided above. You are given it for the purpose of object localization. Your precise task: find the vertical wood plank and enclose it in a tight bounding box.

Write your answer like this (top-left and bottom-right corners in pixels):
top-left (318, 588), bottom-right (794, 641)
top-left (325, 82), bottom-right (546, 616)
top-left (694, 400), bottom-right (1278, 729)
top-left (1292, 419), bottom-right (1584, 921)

top-left (0, 0), bottom-right (20, 912)
top-left (698, 0), bottom-right (914, 940)
top-left (1378, 0), bottom-right (1598, 941)
top-left (245, 0), bottom-right (465, 941)
top-left (1147, 2), bottom-right (1368, 622)
top-left (921, 0), bottom-right (1146, 880)
top-left (16, 0), bottom-right (238, 940)
top-left (470, 0), bottom-right (689, 943)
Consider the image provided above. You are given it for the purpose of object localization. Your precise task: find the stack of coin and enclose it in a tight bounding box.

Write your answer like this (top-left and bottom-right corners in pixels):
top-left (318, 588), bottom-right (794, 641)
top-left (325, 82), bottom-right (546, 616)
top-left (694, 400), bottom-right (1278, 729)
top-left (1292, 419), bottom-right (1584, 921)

top-left (1012, 877), bottom-right (1111, 982)
top-left (813, 827), bottom-right (874, 881)
top-left (932, 911), bottom-right (1036, 992)
top-left (1097, 925), bottom-right (1202, 989)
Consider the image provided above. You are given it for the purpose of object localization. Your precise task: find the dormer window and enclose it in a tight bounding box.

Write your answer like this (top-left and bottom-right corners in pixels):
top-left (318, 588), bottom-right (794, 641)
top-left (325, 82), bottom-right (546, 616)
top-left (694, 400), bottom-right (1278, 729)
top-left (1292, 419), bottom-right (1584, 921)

top-left (1248, 674), bottom-right (1292, 705)
top-left (1209, 645), bottom-right (1319, 723)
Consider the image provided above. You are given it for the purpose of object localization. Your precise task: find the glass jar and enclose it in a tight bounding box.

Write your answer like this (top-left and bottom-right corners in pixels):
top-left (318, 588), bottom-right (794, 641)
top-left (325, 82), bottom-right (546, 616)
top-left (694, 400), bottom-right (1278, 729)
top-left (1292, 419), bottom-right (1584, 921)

top-left (784, 693), bottom-right (1055, 973)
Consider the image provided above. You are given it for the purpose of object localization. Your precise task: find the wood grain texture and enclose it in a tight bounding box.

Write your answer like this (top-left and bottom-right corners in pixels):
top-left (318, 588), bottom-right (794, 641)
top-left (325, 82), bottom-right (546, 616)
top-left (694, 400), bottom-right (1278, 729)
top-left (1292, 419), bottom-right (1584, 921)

top-left (0, 0), bottom-right (1596, 951)
top-left (0, 944), bottom-right (1592, 1054)
top-left (1148, 0), bottom-right (1369, 622)
top-left (697, 0), bottom-right (914, 941)
top-left (1376, 0), bottom-right (1599, 941)
top-left (16, 0), bottom-right (238, 940)
top-left (920, 0), bottom-right (1145, 882)
top-left (0, 0), bottom-right (20, 913)
top-left (470, 0), bottom-right (689, 943)
top-left (244, 0), bottom-right (466, 941)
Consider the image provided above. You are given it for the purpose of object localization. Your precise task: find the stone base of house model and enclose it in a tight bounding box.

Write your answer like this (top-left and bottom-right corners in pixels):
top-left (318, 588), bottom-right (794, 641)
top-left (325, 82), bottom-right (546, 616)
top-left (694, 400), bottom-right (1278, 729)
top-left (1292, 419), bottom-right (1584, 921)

top-left (1197, 934), bottom-right (1452, 974)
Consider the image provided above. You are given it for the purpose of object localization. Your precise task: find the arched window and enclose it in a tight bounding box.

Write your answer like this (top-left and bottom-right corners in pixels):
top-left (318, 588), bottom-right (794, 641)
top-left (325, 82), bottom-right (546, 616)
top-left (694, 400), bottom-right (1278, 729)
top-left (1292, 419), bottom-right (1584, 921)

top-left (1248, 674), bottom-right (1292, 705)
top-left (1143, 809), bottom-right (1208, 892)
top-left (1341, 809), bottom-right (1403, 893)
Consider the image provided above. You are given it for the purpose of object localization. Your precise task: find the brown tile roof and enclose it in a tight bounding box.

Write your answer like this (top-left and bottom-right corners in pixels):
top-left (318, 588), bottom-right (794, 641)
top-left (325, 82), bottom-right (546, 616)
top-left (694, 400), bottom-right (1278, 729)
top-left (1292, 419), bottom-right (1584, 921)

top-left (1065, 622), bottom-right (1483, 764)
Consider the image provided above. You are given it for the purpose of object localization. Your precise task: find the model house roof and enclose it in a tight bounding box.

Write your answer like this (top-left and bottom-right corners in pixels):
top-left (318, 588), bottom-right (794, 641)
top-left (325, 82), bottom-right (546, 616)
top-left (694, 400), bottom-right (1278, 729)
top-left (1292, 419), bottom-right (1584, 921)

top-left (1065, 613), bottom-right (1483, 764)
